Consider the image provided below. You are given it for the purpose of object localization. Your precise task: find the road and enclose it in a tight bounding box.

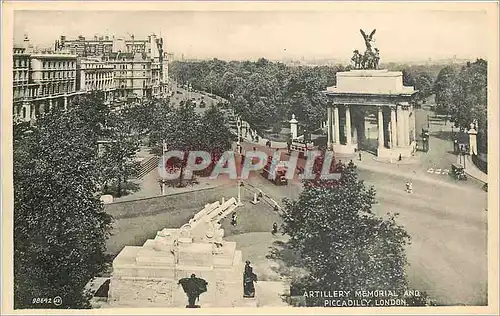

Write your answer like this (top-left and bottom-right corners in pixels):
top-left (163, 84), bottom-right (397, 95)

top-left (236, 138), bottom-right (487, 306)
top-left (169, 83), bottom-right (223, 114)
top-left (107, 94), bottom-right (487, 306)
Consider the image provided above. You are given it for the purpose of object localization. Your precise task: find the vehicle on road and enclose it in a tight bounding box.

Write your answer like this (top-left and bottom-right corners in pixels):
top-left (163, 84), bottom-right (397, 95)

top-left (451, 163), bottom-right (467, 180)
top-left (288, 139), bottom-right (314, 158)
top-left (262, 156), bottom-right (288, 185)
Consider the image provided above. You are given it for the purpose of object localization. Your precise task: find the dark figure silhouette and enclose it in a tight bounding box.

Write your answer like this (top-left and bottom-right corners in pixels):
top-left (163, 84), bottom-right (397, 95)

top-left (243, 261), bottom-right (258, 298)
top-left (272, 222), bottom-right (278, 235)
top-left (178, 274), bottom-right (208, 308)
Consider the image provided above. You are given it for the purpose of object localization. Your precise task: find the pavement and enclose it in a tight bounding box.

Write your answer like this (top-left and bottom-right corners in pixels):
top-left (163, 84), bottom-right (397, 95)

top-left (460, 154), bottom-right (488, 183)
top-left (104, 97), bottom-right (488, 307)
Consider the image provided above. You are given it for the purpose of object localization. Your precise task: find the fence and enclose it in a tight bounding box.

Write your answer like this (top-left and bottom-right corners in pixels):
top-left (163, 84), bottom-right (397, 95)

top-left (136, 155), bottom-right (159, 179)
top-left (472, 154), bottom-right (487, 174)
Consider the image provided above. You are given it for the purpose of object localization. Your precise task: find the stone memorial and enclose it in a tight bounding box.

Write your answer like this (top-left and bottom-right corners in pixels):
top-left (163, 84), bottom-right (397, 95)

top-left (108, 197), bottom-right (246, 307)
top-left (323, 30), bottom-right (417, 158)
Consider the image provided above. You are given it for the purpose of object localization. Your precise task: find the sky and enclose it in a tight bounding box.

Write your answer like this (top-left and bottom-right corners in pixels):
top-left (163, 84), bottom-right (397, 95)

top-left (13, 9), bottom-right (490, 62)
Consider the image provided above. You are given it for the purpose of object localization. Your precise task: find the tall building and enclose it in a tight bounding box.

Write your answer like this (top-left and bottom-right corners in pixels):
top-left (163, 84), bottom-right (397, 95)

top-left (12, 33), bottom-right (172, 123)
top-left (105, 52), bottom-right (153, 99)
top-left (55, 33), bottom-right (170, 99)
top-left (13, 35), bottom-right (81, 123)
top-left (77, 58), bottom-right (115, 103)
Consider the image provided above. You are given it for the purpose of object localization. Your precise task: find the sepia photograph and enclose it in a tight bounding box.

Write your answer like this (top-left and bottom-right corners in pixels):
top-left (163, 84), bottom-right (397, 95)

top-left (1, 1), bottom-right (498, 315)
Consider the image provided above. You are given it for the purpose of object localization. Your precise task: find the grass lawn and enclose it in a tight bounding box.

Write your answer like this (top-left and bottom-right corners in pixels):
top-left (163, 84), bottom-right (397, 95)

top-left (105, 185), bottom-right (283, 257)
top-left (103, 184), bottom-right (305, 284)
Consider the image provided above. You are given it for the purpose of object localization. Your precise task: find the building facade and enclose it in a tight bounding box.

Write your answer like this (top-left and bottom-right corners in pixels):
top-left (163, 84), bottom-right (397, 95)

top-left (55, 33), bottom-right (170, 99)
top-left (13, 33), bottom-right (171, 123)
top-left (105, 52), bottom-right (152, 99)
top-left (78, 58), bottom-right (115, 103)
top-left (13, 43), bottom-right (81, 122)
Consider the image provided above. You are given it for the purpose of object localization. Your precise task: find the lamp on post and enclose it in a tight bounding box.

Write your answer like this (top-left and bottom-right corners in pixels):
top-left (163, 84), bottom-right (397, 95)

top-left (161, 140), bottom-right (168, 196)
top-left (462, 148), bottom-right (466, 169)
top-left (236, 117), bottom-right (243, 206)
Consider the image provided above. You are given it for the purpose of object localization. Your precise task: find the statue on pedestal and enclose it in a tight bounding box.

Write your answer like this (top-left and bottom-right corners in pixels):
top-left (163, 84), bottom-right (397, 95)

top-left (351, 50), bottom-right (363, 69)
top-left (178, 274), bottom-right (208, 308)
top-left (352, 29), bottom-right (380, 70)
top-left (360, 29), bottom-right (376, 51)
top-left (243, 261), bottom-right (258, 298)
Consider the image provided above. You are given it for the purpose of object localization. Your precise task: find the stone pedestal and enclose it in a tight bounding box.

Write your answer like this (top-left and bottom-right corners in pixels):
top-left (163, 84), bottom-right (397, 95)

top-left (289, 114), bottom-right (298, 139)
top-left (468, 124), bottom-right (478, 155)
top-left (333, 143), bottom-right (358, 155)
top-left (108, 198), bottom-right (245, 308)
top-left (377, 142), bottom-right (415, 160)
top-left (324, 69), bottom-right (417, 159)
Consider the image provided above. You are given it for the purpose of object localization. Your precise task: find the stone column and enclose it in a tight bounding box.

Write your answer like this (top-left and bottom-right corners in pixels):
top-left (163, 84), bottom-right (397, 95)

top-left (411, 109), bottom-right (416, 143)
top-left (404, 108), bottom-right (410, 146)
top-left (327, 107), bottom-right (332, 146)
top-left (378, 106), bottom-right (384, 148)
top-left (64, 96), bottom-right (68, 110)
top-left (345, 105), bottom-right (352, 145)
top-left (289, 114), bottom-right (298, 139)
top-left (49, 98), bottom-right (53, 111)
top-left (397, 105), bottom-right (404, 147)
top-left (468, 123), bottom-right (478, 155)
top-left (334, 105), bottom-right (340, 144)
top-left (390, 107), bottom-right (397, 148)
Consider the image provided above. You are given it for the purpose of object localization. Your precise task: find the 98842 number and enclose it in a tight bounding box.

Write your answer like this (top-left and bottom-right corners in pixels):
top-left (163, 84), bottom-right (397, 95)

top-left (32, 297), bottom-right (52, 304)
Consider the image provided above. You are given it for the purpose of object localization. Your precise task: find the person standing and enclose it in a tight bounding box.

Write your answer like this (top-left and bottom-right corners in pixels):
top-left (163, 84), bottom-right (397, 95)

top-left (272, 222), bottom-right (278, 235)
top-left (231, 212), bottom-right (238, 226)
top-left (358, 151), bottom-right (362, 161)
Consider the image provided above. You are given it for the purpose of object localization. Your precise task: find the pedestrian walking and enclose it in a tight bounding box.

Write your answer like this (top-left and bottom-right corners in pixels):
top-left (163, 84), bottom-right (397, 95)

top-left (405, 181), bottom-right (413, 194)
top-left (348, 160), bottom-right (355, 169)
top-left (398, 153), bottom-right (402, 161)
top-left (231, 212), bottom-right (238, 226)
top-left (271, 222), bottom-right (278, 235)
top-left (358, 152), bottom-right (362, 161)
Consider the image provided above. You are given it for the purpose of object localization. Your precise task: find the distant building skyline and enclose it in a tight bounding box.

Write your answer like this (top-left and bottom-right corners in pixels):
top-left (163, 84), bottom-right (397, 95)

top-left (14, 9), bottom-right (490, 63)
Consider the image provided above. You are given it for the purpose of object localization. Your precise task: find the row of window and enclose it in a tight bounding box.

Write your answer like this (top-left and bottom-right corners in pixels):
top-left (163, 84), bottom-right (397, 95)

top-left (85, 80), bottom-right (113, 89)
top-left (82, 63), bottom-right (113, 69)
top-left (85, 72), bottom-right (113, 80)
top-left (116, 79), bottom-right (151, 87)
top-left (13, 82), bottom-right (75, 98)
top-left (115, 71), bottom-right (150, 77)
top-left (42, 60), bottom-right (76, 69)
top-left (14, 70), bottom-right (29, 81)
top-left (113, 64), bottom-right (151, 70)
top-left (14, 59), bottom-right (29, 68)
top-left (43, 71), bottom-right (75, 80)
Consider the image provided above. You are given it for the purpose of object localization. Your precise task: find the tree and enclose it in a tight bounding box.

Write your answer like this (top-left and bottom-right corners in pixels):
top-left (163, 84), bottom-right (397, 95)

top-left (97, 110), bottom-right (141, 197)
top-left (433, 66), bottom-right (457, 114)
top-left (196, 105), bottom-right (233, 175)
top-left (13, 102), bottom-right (112, 309)
top-left (162, 104), bottom-right (203, 187)
top-left (281, 163), bottom-right (427, 306)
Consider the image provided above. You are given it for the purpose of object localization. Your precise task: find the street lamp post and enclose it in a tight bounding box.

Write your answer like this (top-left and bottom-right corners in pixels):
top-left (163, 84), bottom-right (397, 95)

top-left (463, 149), bottom-right (466, 169)
top-left (236, 117), bottom-right (243, 206)
top-left (161, 140), bottom-right (167, 196)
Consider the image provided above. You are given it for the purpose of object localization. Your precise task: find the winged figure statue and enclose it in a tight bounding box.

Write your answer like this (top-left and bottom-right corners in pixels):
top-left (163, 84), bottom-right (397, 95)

top-left (360, 29), bottom-right (376, 51)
